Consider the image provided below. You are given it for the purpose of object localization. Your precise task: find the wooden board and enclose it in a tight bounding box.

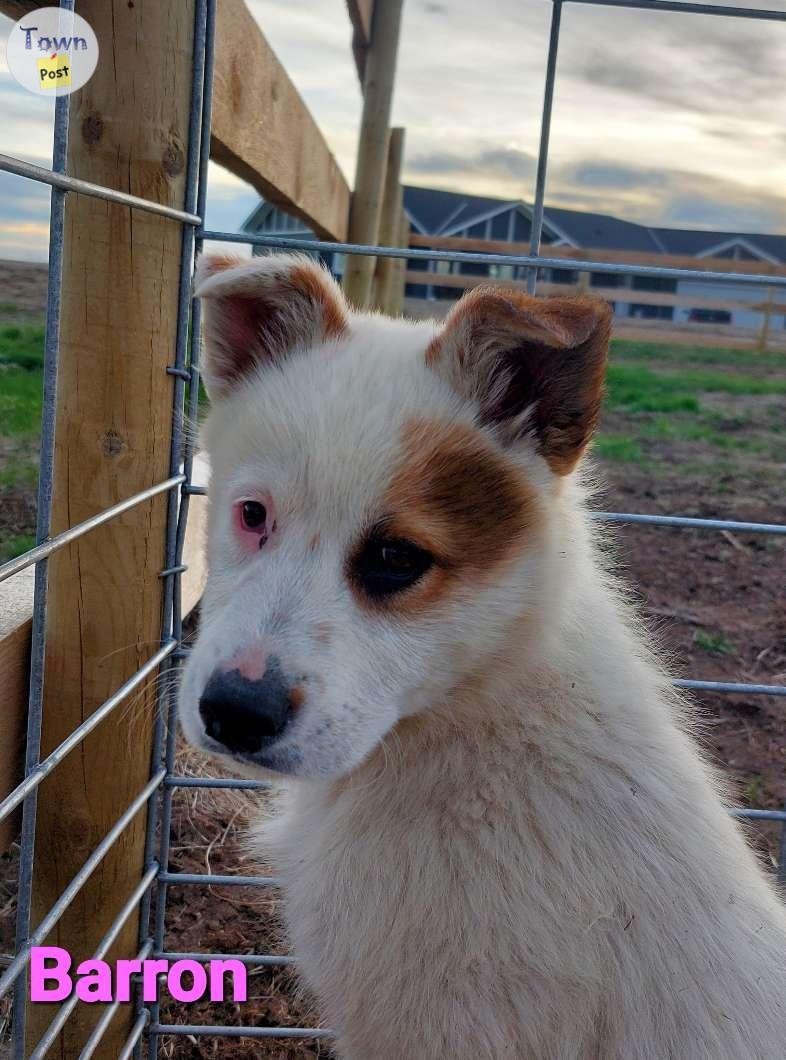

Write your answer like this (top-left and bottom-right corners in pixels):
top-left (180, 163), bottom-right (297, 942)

top-left (211, 0), bottom-right (350, 241)
top-left (408, 233), bottom-right (786, 279)
top-left (346, 0), bottom-right (374, 81)
top-left (404, 270), bottom-right (774, 314)
top-left (343, 0), bottom-right (404, 307)
top-left (21, 2), bottom-right (196, 1052)
top-left (403, 297), bottom-right (785, 351)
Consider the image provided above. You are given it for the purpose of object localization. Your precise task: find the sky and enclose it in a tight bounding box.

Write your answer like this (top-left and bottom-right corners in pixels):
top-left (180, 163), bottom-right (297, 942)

top-left (2, 0), bottom-right (786, 261)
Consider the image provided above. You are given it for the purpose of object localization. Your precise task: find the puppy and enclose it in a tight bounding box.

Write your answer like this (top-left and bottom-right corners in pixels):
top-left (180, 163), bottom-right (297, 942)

top-left (180, 254), bottom-right (786, 1059)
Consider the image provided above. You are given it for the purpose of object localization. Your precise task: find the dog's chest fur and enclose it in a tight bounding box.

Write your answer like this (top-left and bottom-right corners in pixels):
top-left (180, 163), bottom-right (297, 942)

top-left (257, 666), bottom-right (786, 1060)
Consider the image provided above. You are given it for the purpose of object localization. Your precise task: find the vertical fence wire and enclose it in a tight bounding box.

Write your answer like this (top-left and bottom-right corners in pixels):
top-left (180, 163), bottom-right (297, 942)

top-left (527, 0), bottom-right (562, 294)
top-left (11, 13), bottom-right (72, 1047)
top-left (145, 0), bottom-right (217, 1053)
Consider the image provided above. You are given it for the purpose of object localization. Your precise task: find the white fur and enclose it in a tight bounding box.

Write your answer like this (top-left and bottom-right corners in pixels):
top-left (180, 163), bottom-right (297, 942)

top-left (181, 257), bottom-right (786, 1058)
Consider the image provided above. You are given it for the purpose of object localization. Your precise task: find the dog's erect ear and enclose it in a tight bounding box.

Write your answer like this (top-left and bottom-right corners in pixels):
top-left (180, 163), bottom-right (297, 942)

top-left (193, 254), bottom-right (348, 398)
top-left (426, 286), bottom-right (612, 475)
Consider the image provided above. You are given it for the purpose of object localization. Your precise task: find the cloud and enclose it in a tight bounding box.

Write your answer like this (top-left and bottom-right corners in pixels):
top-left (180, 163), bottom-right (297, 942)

top-left (4, 0), bottom-right (786, 260)
top-left (407, 144), bottom-right (536, 186)
top-left (550, 159), bottom-right (786, 234)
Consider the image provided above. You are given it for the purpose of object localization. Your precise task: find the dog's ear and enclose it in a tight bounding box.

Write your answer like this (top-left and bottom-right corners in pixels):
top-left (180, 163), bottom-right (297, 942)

top-left (426, 286), bottom-right (612, 474)
top-left (193, 254), bottom-right (348, 398)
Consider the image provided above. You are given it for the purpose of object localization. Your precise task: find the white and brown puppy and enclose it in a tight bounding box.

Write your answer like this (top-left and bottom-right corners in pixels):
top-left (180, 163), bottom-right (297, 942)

top-left (180, 254), bottom-right (786, 1059)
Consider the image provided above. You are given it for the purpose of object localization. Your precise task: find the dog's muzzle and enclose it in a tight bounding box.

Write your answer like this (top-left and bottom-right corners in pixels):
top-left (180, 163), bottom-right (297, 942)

top-left (198, 653), bottom-right (293, 756)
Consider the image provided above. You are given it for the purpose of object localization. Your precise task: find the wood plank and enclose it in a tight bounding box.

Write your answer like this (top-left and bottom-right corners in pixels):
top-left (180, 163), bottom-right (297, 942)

top-left (404, 297), bottom-right (783, 351)
top-left (343, 0), bottom-right (404, 308)
top-left (211, 0), bottom-right (350, 241)
top-left (408, 233), bottom-right (786, 278)
top-left (0, 1), bottom-right (38, 15)
top-left (373, 126), bottom-right (405, 311)
top-left (346, 0), bottom-right (374, 82)
top-left (0, 568), bottom-right (33, 853)
top-left (23, 2), bottom-right (197, 1051)
top-left (404, 270), bottom-right (770, 313)
top-left (347, 0), bottom-right (373, 43)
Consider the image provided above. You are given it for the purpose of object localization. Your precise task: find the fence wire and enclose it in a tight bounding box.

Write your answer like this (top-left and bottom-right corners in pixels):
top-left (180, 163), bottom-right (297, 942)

top-left (0, 0), bottom-right (785, 1054)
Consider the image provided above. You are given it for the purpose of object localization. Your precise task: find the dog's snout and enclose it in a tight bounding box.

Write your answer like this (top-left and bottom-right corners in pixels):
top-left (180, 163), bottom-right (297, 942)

top-left (198, 655), bottom-right (293, 755)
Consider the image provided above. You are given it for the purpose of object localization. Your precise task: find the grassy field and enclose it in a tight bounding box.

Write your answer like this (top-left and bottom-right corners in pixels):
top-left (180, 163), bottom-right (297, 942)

top-left (594, 340), bottom-right (785, 493)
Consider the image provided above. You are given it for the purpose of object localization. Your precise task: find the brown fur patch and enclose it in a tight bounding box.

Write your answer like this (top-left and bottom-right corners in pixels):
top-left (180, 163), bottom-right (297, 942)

top-left (308, 533), bottom-right (322, 552)
top-left (348, 418), bottom-right (539, 612)
top-left (426, 286), bottom-right (611, 475)
top-left (290, 265), bottom-right (347, 342)
top-left (314, 622), bottom-right (332, 646)
top-left (289, 685), bottom-right (306, 713)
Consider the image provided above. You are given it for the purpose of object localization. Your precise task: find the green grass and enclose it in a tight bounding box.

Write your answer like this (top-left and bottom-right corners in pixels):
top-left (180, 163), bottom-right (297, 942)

top-left (594, 435), bottom-right (645, 463)
top-left (606, 362), bottom-right (786, 415)
top-left (0, 324), bottom-right (45, 370)
top-left (638, 414), bottom-right (770, 453)
top-left (0, 458), bottom-right (38, 489)
top-left (0, 533), bottom-right (36, 564)
top-left (693, 629), bottom-right (735, 656)
top-left (744, 776), bottom-right (765, 808)
top-left (0, 366), bottom-right (43, 437)
top-left (611, 338), bottom-right (786, 372)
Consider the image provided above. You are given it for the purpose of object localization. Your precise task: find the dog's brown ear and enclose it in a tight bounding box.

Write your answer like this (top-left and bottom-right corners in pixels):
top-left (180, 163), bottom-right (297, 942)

top-left (426, 286), bottom-right (612, 474)
top-left (194, 254), bottom-right (348, 398)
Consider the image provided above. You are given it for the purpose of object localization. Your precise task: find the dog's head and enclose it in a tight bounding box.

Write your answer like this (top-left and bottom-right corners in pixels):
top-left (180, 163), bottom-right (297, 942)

top-left (178, 253), bottom-right (611, 779)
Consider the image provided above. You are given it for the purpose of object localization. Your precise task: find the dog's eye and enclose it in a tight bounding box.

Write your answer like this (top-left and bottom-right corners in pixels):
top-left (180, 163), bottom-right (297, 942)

top-left (241, 501), bottom-right (267, 530)
top-left (353, 537), bottom-right (433, 598)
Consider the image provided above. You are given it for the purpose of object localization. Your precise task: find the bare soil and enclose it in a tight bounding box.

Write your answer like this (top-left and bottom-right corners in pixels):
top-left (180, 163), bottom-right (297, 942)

top-left (0, 260), bottom-right (48, 324)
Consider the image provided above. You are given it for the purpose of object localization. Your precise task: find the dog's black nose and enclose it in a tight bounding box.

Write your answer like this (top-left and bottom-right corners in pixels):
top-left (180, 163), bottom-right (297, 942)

top-left (198, 657), bottom-right (292, 755)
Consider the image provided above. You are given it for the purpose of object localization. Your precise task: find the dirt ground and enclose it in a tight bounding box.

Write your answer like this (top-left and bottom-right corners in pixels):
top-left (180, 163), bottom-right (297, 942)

top-left (0, 260), bottom-right (48, 323)
top-left (0, 265), bottom-right (784, 1054)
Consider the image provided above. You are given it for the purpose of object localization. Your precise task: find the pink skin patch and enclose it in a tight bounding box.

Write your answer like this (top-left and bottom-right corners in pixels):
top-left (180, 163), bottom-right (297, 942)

top-left (221, 645), bottom-right (269, 683)
top-left (233, 493), bottom-right (276, 553)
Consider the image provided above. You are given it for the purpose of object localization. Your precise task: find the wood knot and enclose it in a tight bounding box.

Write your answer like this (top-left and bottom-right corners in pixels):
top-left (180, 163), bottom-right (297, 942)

top-left (81, 112), bottom-right (104, 146)
top-left (162, 143), bottom-right (185, 179)
top-left (102, 430), bottom-right (126, 457)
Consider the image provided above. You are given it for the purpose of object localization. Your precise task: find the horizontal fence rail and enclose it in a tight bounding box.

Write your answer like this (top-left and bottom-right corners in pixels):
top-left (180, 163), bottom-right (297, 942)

top-left (199, 229), bottom-right (786, 288)
top-left (149, 1023), bottom-right (333, 1040)
top-left (0, 475), bottom-right (185, 583)
top-left (0, 153), bottom-right (202, 226)
top-left (0, 641), bottom-right (177, 824)
top-left (566, 0), bottom-right (786, 21)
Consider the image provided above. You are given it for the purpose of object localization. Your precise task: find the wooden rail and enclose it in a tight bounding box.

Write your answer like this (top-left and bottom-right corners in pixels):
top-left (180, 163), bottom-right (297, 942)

top-left (408, 233), bottom-right (786, 279)
top-left (404, 270), bottom-right (783, 314)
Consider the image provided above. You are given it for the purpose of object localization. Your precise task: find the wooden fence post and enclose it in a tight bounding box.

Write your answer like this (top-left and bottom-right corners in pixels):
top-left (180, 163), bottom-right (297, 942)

top-left (756, 286), bottom-right (774, 351)
top-left (389, 208), bottom-right (410, 317)
top-left (342, 0), bottom-right (404, 309)
top-left (25, 1), bottom-right (197, 1054)
top-left (372, 126), bottom-right (405, 312)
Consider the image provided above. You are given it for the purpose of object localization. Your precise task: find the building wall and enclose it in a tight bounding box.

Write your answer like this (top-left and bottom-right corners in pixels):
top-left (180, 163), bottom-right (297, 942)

top-left (246, 205), bottom-right (784, 331)
top-left (674, 280), bottom-right (783, 330)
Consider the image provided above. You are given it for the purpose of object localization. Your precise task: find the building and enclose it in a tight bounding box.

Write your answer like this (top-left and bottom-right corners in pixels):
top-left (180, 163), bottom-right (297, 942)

top-left (241, 186), bottom-right (786, 331)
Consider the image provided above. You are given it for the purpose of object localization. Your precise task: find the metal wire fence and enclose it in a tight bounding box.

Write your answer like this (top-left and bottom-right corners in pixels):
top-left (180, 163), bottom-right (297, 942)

top-left (0, 0), bottom-right (785, 1054)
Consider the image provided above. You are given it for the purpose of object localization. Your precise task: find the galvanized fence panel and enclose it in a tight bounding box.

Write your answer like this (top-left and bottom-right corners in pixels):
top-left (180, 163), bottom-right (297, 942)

top-left (0, 0), bottom-right (784, 1054)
